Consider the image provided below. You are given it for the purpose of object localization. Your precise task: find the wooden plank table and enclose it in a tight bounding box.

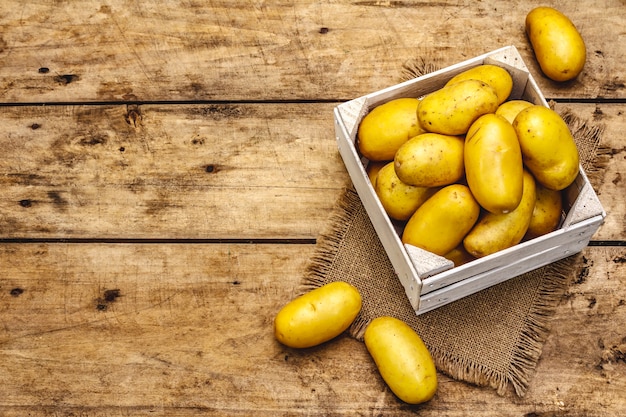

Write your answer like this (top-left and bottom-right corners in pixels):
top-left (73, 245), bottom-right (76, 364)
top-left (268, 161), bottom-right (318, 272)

top-left (0, 1), bottom-right (624, 415)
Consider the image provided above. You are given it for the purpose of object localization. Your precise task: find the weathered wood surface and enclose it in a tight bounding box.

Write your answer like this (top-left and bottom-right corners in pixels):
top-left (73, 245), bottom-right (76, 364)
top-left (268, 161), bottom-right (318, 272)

top-left (0, 244), bottom-right (624, 416)
top-left (0, 0), bottom-right (625, 416)
top-left (0, 103), bottom-right (350, 239)
top-left (0, 103), bottom-right (623, 240)
top-left (0, 1), bottom-right (624, 103)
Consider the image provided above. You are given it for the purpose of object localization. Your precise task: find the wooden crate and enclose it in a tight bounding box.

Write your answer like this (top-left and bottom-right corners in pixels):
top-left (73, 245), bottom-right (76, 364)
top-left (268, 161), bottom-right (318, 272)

top-left (333, 45), bottom-right (606, 315)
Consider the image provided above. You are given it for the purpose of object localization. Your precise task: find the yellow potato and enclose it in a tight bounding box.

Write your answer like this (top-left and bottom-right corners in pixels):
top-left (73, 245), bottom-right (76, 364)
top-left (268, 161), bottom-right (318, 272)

top-left (463, 170), bottom-right (537, 258)
top-left (445, 64), bottom-right (513, 105)
top-left (357, 98), bottom-right (426, 161)
top-left (402, 184), bottom-right (480, 256)
top-left (274, 282), bottom-right (361, 348)
top-left (443, 244), bottom-right (475, 267)
top-left (394, 133), bottom-right (465, 187)
top-left (526, 7), bottom-right (586, 82)
top-left (525, 183), bottom-right (563, 240)
top-left (512, 105), bottom-right (580, 190)
top-left (375, 162), bottom-right (436, 221)
top-left (366, 160), bottom-right (389, 185)
top-left (417, 79), bottom-right (499, 136)
top-left (465, 114), bottom-right (524, 214)
top-left (364, 316), bottom-right (437, 404)
top-left (495, 99), bottom-right (534, 124)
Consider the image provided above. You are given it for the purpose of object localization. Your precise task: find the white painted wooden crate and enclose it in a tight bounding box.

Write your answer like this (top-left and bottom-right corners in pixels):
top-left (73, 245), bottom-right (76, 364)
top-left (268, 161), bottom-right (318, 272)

top-left (333, 45), bottom-right (606, 315)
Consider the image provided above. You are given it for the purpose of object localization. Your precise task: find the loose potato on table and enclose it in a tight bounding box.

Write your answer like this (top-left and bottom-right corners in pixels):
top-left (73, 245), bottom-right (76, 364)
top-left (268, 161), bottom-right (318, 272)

top-left (364, 316), bottom-right (438, 405)
top-left (525, 6), bottom-right (586, 82)
top-left (274, 282), bottom-right (362, 349)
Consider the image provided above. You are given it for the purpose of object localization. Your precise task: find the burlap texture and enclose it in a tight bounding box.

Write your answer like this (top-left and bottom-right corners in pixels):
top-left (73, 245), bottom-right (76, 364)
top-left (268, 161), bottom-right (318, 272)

top-left (300, 90), bottom-right (607, 396)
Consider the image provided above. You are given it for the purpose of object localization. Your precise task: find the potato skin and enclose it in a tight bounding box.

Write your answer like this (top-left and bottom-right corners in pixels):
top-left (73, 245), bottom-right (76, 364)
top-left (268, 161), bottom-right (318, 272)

top-left (364, 316), bottom-right (437, 404)
top-left (465, 114), bottom-right (524, 214)
top-left (463, 170), bottom-right (537, 258)
top-left (402, 184), bottom-right (480, 256)
top-left (274, 282), bottom-right (362, 348)
top-left (526, 7), bottom-right (586, 82)
top-left (358, 98), bottom-right (426, 161)
top-left (443, 244), bottom-right (476, 267)
top-left (394, 133), bottom-right (465, 187)
top-left (366, 160), bottom-right (388, 185)
top-left (375, 162), bottom-right (436, 221)
top-left (445, 64), bottom-right (513, 105)
top-left (512, 105), bottom-right (580, 191)
top-left (417, 79), bottom-right (499, 136)
top-left (525, 183), bottom-right (563, 240)
top-left (495, 99), bottom-right (534, 124)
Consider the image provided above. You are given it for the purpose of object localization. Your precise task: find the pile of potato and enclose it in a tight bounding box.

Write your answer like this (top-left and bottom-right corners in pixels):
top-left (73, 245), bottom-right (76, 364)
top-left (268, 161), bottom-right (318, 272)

top-left (271, 6), bottom-right (587, 406)
top-left (358, 64), bottom-right (580, 264)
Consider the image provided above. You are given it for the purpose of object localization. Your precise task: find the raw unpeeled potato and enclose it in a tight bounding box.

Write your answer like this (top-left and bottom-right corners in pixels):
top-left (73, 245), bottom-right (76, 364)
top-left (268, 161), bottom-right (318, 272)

top-left (357, 98), bottom-right (425, 161)
top-left (464, 170), bottom-right (537, 258)
top-left (525, 183), bottom-right (563, 240)
top-left (526, 7), bottom-right (586, 82)
top-left (274, 282), bottom-right (362, 348)
top-left (402, 184), bottom-right (480, 256)
top-left (513, 105), bottom-right (580, 191)
top-left (417, 79), bottom-right (499, 136)
top-left (375, 162), bottom-right (436, 221)
top-left (495, 99), bottom-right (534, 124)
top-left (464, 114), bottom-right (524, 214)
top-left (364, 316), bottom-right (437, 405)
top-left (445, 64), bottom-right (513, 105)
top-left (394, 133), bottom-right (465, 188)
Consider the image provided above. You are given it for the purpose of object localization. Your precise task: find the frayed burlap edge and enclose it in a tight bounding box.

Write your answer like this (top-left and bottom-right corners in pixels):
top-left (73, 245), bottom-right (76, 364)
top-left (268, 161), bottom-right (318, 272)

top-left (482, 257), bottom-right (577, 396)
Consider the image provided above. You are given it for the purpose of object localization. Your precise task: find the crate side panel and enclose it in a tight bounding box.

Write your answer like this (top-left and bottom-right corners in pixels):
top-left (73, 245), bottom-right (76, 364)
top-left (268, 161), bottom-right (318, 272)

top-left (334, 112), bottom-right (423, 309)
top-left (417, 239), bottom-right (593, 315)
top-left (420, 215), bottom-right (604, 294)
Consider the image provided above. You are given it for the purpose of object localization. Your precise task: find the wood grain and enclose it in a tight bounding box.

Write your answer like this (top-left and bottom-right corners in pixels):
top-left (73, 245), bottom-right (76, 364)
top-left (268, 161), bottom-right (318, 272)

top-left (0, 244), bottom-right (624, 416)
top-left (0, 103), bottom-right (622, 240)
top-left (0, 1), bottom-right (624, 415)
top-left (0, 1), bottom-right (624, 103)
top-left (0, 103), bottom-right (349, 239)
